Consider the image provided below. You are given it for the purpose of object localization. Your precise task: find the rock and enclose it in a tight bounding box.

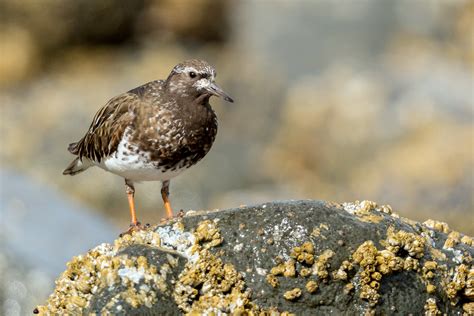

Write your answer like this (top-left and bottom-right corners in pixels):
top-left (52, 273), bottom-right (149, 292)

top-left (35, 200), bottom-right (473, 315)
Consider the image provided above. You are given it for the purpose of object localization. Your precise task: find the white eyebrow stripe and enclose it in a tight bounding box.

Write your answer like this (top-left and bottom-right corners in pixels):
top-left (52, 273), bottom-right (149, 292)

top-left (174, 66), bottom-right (198, 74)
top-left (173, 64), bottom-right (215, 80)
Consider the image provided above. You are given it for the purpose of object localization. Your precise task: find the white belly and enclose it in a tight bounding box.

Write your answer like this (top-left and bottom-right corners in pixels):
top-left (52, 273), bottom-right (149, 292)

top-left (99, 156), bottom-right (184, 181)
top-left (96, 133), bottom-right (185, 182)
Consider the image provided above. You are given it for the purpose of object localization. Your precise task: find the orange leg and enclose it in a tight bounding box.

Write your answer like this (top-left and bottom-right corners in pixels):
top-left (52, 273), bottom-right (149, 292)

top-left (161, 180), bottom-right (174, 218)
top-left (124, 180), bottom-right (141, 234)
top-left (127, 191), bottom-right (138, 225)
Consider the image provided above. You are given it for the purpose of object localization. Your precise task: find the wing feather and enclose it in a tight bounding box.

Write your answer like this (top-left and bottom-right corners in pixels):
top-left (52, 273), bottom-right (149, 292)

top-left (68, 93), bottom-right (140, 162)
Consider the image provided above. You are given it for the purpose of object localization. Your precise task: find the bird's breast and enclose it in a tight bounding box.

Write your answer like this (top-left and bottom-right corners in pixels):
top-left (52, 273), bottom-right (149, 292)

top-left (129, 103), bottom-right (217, 171)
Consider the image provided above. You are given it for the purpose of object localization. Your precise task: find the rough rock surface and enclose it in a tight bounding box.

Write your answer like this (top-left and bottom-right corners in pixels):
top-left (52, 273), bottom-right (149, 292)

top-left (36, 200), bottom-right (473, 315)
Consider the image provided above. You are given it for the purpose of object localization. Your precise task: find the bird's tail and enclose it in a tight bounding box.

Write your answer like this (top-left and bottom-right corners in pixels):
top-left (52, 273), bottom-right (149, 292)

top-left (63, 157), bottom-right (92, 176)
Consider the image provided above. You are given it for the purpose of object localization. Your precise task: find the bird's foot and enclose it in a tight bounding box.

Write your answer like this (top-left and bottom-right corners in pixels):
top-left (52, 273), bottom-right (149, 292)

top-left (159, 209), bottom-right (185, 224)
top-left (119, 222), bottom-right (146, 237)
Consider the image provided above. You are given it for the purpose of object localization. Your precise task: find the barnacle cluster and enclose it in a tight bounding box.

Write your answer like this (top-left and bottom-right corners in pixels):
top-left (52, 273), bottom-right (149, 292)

top-left (305, 280), bottom-right (318, 293)
top-left (171, 219), bottom-right (270, 314)
top-left (423, 219), bottom-right (450, 234)
top-left (283, 288), bottom-right (302, 301)
top-left (270, 259), bottom-right (296, 278)
top-left (35, 229), bottom-right (168, 315)
top-left (313, 249), bottom-right (335, 280)
top-left (174, 248), bottom-right (254, 313)
top-left (36, 219), bottom-right (264, 315)
top-left (443, 263), bottom-right (473, 304)
top-left (444, 231), bottom-right (461, 249)
top-left (194, 219), bottom-right (223, 249)
top-left (463, 302), bottom-right (474, 315)
top-left (422, 261), bottom-right (438, 294)
top-left (382, 226), bottom-right (426, 258)
top-left (349, 226), bottom-right (428, 306)
top-left (332, 260), bottom-right (354, 281)
top-left (342, 200), bottom-right (393, 223)
top-left (267, 241), bottom-right (334, 300)
top-left (36, 201), bottom-right (473, 314)
top-left (424, 298), bottom-right (441, 315)
top-left (351, 241), bottom-right (383, 305)
top-left (290, 241), bottom-right (315, 265)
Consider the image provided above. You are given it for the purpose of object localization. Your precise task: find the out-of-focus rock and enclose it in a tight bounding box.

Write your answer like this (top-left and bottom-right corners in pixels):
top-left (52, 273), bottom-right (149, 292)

top-left (264, 59), bottom-right (474, 234)
top-left (36, 200), bottom-right (473, 315)
top-left (0, 0), bottom-right (232, 86)
top-left (0, 25), bottom-right (38, 87)
top-left (137, 0), bottom-right (232, 43)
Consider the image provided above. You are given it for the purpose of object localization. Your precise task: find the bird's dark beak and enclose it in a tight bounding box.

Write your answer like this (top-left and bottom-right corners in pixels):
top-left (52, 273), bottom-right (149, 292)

top-left (206, 82), bottom-right (234, 103)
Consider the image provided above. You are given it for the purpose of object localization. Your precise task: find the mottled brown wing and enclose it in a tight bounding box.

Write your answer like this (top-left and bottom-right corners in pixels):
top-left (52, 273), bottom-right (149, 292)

top-left (68, 93), bottom-right (140, 162)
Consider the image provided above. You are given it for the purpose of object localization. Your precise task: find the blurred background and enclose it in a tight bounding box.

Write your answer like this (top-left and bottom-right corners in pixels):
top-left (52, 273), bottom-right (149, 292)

top-left (1, 0), bottom-right (473, 314)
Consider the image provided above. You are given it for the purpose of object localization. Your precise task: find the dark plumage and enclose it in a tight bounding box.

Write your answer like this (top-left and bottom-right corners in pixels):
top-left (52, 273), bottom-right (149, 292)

top-left (63, 59), bottom-right (234, 232)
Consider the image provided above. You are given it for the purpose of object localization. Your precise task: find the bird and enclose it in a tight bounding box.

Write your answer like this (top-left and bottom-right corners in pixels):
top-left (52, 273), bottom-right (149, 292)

top-left (63, 59), bottom-right (234, 233)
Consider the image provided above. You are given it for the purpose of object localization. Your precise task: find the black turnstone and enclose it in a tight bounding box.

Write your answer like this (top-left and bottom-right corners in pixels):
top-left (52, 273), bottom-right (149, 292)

top-left (63, 59), bottom-right (233, 232)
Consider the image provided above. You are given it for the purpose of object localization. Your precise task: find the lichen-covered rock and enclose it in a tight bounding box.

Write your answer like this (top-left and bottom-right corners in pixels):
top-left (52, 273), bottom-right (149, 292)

top-left (36, 200), bottom-right (473, 315)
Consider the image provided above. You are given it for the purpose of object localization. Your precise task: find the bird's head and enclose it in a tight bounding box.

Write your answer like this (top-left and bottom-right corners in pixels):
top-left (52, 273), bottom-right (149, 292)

top-left (166, 59), bottom-right (234, 104)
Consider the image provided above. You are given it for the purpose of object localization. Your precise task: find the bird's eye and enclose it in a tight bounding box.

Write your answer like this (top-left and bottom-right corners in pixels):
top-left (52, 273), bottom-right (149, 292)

top-left (189, 71), bottom-right (197, 78)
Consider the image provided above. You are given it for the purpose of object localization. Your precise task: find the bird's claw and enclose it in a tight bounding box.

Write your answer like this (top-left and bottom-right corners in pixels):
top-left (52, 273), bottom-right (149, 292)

top-left (119, 222), bottom-right (144, 237)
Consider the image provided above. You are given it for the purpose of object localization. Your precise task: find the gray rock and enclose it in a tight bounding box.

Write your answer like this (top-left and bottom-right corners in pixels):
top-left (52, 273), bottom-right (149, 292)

top-left (36, 200), bottom-right (474, 315)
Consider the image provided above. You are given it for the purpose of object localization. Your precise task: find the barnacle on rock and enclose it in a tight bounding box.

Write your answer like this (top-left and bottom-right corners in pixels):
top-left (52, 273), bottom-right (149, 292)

top-left (382, 227), bottom-right (425, 258)
top-left (463, 302), bottom-right (474, 315)
top-left (424, 298), bottom-right (441, 315)
top-left (283, 259), bottom-right (297, 277)
top-left (290, 241), bottom-right (315, 265)
top-left (269, 258), bottom-right (297, 277)
top-left (194, 220), bottom-right (223, 248)
top-left (444, 231), bottom-right (461, 249)
top-left (333, 260), bottom-right (353, 280)
top-left (313, 249), bottom-right (334, 280)
top-left (423, 219), bottom-right (450, 234)
top-left (35, 228), bottom-right (172, 315)
top-left (350, 232), bottom-right (429, 307)
top-left (266, 274), bottom-right (279, 288)
top-left (460, 235), bottom-right (473, 246)
top-left (174, 249), bottom-right (256, 313)
top-left (306, 280), bottom-right (318, 293)
top-left (444, 263), bottom-right (472, 305)
top-left (300, 267), bottom-right (312, 277)
top-left (283, 288), bottom-right (302, 301)
top-left (36, 201), bottom-right (473, 315)
top-left (426, 284), bottom-right (436, 294)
